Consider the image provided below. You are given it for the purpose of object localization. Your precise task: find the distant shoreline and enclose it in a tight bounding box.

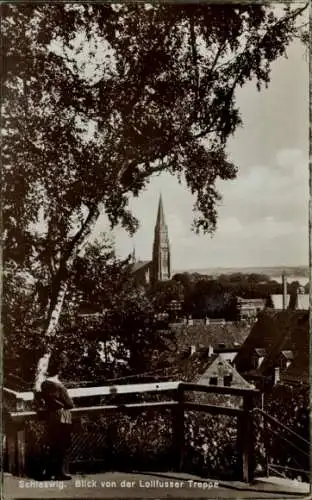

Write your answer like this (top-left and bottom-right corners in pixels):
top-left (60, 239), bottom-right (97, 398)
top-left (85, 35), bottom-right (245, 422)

top-left (173, 266), bottom-right (309, 277)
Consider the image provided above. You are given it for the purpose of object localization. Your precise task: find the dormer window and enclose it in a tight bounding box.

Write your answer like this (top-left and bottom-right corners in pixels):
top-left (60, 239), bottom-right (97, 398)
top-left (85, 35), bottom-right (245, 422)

top-left (253, 348), bottom-right (266, 369)
top-left (280, 350), bottom-right (293, 370)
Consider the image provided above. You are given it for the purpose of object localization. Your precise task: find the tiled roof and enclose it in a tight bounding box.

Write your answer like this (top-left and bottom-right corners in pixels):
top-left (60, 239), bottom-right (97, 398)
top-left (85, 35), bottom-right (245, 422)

top-left (235, 310), bottom-right (308, 385)
top-left (170, 322), bottom-right (250, 351)
top-left (281, 350), bottom-right (294, 360)
top-left (282, 356), bottom-right (309, 385)
top-left (131, 260), bottom-right (151, 273)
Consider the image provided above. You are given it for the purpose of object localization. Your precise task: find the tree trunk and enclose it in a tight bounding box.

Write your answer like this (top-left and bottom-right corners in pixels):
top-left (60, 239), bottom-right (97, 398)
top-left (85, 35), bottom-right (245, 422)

top-left (34, 163), bottom-right (134, 391)
top-left (34, 205), bottom-right (100, 390)
top-left (46, 281), bottom-right (68, 336)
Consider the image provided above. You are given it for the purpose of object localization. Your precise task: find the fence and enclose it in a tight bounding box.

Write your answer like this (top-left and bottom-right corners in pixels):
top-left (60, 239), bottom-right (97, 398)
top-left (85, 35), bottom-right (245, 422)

top-left (4, 382), bottom-right (258, 482)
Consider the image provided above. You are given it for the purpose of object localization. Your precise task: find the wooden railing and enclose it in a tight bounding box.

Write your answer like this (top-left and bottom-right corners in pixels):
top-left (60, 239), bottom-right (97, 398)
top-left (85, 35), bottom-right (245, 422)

top-left (4, 382), bottom-right (258, 483)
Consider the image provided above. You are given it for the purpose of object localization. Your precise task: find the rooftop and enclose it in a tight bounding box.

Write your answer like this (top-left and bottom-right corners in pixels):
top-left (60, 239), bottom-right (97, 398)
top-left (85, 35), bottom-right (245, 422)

top-left (131, 261), bottom-right (151, 273)
top-left (171, 322), bottom-right (250, 351)
top-left (235, 310), bottom-right (308, 385)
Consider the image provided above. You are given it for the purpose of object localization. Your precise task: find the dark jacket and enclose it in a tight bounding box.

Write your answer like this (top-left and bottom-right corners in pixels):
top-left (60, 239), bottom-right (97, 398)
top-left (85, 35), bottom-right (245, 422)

top-left (41, 379), bottom-right (74, 424)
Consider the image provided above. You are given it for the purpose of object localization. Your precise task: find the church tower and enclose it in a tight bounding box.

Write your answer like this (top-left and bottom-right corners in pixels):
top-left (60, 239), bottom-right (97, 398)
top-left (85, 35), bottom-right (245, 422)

top-left (151, 194), bottom-right (171, 285)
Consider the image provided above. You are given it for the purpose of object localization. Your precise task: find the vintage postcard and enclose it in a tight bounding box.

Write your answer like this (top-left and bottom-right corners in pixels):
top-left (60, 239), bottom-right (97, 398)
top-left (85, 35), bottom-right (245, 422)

top-left (1, 2), bottom-right (310, 499)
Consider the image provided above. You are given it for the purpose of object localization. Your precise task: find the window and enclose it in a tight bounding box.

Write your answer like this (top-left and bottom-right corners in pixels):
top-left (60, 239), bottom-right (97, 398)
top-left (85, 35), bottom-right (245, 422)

top-left (209, 377), bottom-right (218, 385)
top-left (224, 374), bottom-right (233, 387)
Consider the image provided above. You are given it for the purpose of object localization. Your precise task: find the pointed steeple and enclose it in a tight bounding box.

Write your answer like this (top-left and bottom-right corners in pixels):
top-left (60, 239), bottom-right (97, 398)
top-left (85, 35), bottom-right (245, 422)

top-left (152, 194), bottom-right (171, 284)
top-left (156, 194), bottom-right (166, 228)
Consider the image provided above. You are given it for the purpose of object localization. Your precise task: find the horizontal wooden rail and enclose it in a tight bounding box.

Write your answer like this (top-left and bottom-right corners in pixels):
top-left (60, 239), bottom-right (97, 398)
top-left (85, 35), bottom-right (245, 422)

top-left (179, 382), bottom-right (259, 397)
top-left (9, 401), bottom-right (243, 422)
top-left (9, 401), bottom-right (179, 422)
top-left (3, 381), bottom-right (182, 403)
top-left (184, 402), bottom-right (242, 417)
top-left (4, 382), bottom-right (258, 483)
top-left (4, 381), bottom-right (259, 406)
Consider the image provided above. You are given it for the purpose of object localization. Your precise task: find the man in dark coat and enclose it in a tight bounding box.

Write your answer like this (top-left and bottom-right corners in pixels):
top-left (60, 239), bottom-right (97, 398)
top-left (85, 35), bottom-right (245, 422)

top-left (40, 352), bottom-right (74, 480)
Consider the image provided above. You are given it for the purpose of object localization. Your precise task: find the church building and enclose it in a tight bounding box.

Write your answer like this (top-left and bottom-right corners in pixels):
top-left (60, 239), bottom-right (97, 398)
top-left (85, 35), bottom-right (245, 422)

top-left (131, 195), bottom-right (171, 287)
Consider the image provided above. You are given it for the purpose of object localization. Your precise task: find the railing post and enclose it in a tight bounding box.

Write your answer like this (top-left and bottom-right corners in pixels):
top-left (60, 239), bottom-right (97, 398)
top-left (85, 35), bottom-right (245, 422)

top-left (172, 385), bottom-right (184, 472)
top-left (6, 430), bottom-right (17, 475)
top-left (5, 422), bottom-right (27, 477)
top-left (16, 428), bottom-right (26, 476)
top-left (263, 418), bottom-right (269, 477)
top-left (237, 392), bottom-right (255, 483)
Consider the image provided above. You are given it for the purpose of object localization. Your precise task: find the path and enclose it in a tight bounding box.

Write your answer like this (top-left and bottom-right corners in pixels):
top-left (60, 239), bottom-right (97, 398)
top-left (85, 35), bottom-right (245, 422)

top-left (3, 471), bottom-right (308, 499)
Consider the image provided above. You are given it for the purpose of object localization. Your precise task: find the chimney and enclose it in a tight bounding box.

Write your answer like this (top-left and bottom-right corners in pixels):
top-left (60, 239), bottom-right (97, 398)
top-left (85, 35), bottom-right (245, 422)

top-left (273, 367), bottom-right (280, 385)
top-left (208, 345), bottom-right (214, 357)
top-left (190, 345), bottom-right (196, 356)
top-left (288, 287), bottom-right (299, 310)
top-left (282, 272), bottom-right (287, 310)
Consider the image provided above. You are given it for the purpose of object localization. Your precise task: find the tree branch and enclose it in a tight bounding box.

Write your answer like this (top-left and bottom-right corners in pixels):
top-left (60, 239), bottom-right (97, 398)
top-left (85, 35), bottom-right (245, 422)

top-left (189, 13), bottom-right (200, 112)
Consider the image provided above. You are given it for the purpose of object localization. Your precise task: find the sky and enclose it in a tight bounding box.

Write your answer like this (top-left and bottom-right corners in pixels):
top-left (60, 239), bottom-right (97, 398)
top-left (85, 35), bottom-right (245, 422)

top-left (92, 26), bottom-right (309, 271)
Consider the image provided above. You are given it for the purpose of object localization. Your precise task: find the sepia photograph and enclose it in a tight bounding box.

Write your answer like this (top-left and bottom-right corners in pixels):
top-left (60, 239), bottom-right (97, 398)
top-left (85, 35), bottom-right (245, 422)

top-left (1, 2), bottom-right (310, 499)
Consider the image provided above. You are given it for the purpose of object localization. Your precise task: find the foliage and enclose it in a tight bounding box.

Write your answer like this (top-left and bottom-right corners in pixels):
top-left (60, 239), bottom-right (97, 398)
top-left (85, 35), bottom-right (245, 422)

top-left (2, 3), bottom-right (308, 374)
top-left (172, 272), bottom-right (306, 319)
top-left (2, 3), bottom-right (307, 268)
top-left (3, 237), bottom-right (174, 386)
top-left (149, 280), bottom-right (184, 315)
top-left (3, 262), bottom-right (46, 386)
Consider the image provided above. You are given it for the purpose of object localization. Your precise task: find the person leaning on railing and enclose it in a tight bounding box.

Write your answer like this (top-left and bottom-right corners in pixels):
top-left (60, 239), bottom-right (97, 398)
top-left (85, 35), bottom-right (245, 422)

top-left (38, 352), bottom-right (74, 480)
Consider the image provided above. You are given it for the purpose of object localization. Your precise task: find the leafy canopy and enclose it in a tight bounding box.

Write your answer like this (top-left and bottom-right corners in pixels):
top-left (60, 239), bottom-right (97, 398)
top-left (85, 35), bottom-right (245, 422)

top-left (2, 3), bottom-right (307, 272)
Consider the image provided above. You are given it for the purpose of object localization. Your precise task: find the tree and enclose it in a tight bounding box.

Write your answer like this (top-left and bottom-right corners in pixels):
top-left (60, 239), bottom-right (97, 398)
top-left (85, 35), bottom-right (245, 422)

top-left (68, 235), bottom-right (133, 314)
top-left (60, 239), bottom-right (174, 381)
top-left (1, 4), bottom-right (308, 382)
top-left (3, 262), bottom-right (46, 387)
top-left (4, 237), bottom-right (174, 385)
top-left (149, 280), bottom-right (184, 314)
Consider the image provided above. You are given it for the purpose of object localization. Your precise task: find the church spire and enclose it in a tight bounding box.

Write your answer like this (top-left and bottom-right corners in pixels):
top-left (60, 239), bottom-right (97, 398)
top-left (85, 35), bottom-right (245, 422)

top-left (156, 193), bottom-right (166, 228)
top-left (152, 194), bottom-right (171, 285)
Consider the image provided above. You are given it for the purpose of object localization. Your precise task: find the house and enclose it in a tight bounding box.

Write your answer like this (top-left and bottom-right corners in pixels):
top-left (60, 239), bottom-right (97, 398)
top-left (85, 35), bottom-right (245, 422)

top-left (156, 322), bottom-right (252, 405)
top-left (268, 292), bottom-right (309, 311)
top-left (236, 297), bottom-right (266, 320)
top-left (157, 348), bottom-right (252, 408)
top-left (269, 294), bottom-right (291, 310)
top-left (197, 354), bottom-right (253, 390)
top-left (234, 310), bottom-right (308, 389)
